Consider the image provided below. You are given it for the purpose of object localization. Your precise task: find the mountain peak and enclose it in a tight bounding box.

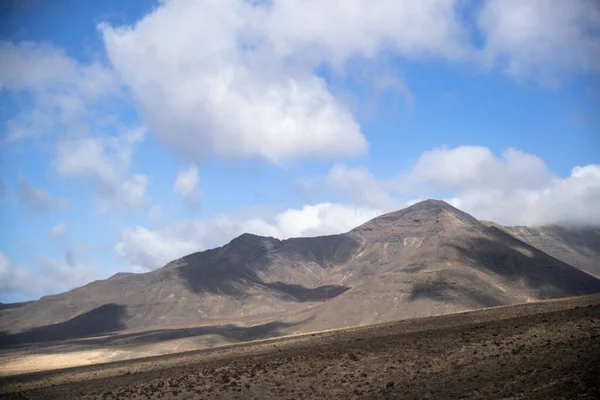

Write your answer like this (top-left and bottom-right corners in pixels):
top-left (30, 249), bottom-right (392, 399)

top-left (395, 199), bottom-right (456, 214)
top-left (354, 199), bottom-right (481, 232)
top-left (410, 199), bottom-right (452, 208)
top-left (230, 232), bottom-right (271, 243)
top-left (398, 199), bottom-right (477, 220)
top-left (108, 272), bottom-right (134, 280)
top-left (228, 232), bottom-right (281, 250)
top-left (232, 232), bottom-right (261, 240)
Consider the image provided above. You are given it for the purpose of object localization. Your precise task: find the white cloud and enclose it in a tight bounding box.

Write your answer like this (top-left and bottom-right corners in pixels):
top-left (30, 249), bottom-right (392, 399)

top-left (97, 0), bottom-right (600, 167)
top-left (36, 252), bottom-right (101, 295)
top-left (2, 0), bottom-right (596, 151)
top-left (116, 202), bottom-right (381, 272)
top-left (274, 203), bottom-right (382, 238)
top-left (308, 146), bottom-right (600, 227)
top-left (0, 251), bottom-right (99, 298)
top-left (99, 0), bottom-right (470, 165)
top-left (0, 40), bottom-right (120, 142)
top-left (431, 150), bottom-right (600, 226)
top-left (116, 225), bottom-right (203, 273)
top-left (174, 164), bottom-right (201, 205)
top-left (0, 252), bottom-right (34, 297)
top-left (4, 0), bottom-right (595, 168)
top-left (54, 127), bottom-right (148, 212)
top-left (1, 41), bottom-right (147, 214)
top-left (408, 146), bottom-right (552, 193)
top-left (448, 163), bottom-right (600, 226)
top-left (4, 1), bottom-right (466, 164)
top-left (49, 222), bottom-right (68, 238)
top-left (266, 0), bottom-right (469, 65)
top-left (0, 41), bottom-right (115, 95)
top-left (16, 174), bottom-right (67, 213)
top-left (478, 0), bottom-right (600, 81)
top-left (299, 163), bottom-right (399, 210)
top-left (100, 0), bottom-right (370, 164)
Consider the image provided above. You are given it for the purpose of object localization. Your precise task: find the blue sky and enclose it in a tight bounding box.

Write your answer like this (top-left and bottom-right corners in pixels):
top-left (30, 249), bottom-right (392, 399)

top-left (1, 0), bottom-right (599, 302)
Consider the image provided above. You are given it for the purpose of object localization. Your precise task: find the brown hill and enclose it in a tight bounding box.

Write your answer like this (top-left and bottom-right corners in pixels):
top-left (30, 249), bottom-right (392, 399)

top-left (1, 200), bottom-right (599, 347)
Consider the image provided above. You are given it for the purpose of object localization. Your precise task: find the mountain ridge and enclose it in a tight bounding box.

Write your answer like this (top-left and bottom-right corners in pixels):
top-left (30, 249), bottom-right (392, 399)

top-left (481, 222), bottom-right (600, 278)
top-left (2, 199), bottom-right (599, 347)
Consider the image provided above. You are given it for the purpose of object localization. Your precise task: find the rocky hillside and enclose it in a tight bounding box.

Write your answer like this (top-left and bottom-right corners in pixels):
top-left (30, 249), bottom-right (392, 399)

top-left (1, 200), bottom-right (599, 346)
top-left (484, 223), bottom-right (600, 278)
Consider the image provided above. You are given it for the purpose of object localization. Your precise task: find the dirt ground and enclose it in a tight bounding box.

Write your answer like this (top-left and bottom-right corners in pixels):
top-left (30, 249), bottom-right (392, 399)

top-left (1, 294), bottom-right (599, 399)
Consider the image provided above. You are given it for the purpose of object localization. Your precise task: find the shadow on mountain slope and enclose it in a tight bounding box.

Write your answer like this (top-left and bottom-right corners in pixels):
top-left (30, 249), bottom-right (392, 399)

top-left (401, 264), bottom-right (509, 309)
top-left (402, 264), bottom-right (429, 274)
top-left (175, 264), bottom-right (249, 297)
top-left (448, 228), bottom-right (600, 298)
top-left (408, 282), bottom-right (505, 309)
top-left (0, 303), bottom-right (127, 347)
top-left (66, 319), bottom-right (306, 348)
top-left (0, 315), bottom-right (307, 350)
top-left (0, 301), bottom-right (34, 311)
top-left (177, 263), bottom-right (349, 302)
top-left (259, 282), bottom-right (350, 302)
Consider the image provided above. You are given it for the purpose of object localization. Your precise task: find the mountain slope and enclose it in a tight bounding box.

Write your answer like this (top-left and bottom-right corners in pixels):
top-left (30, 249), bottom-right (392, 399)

top-left (300, 201), bottom-right (600, 331)
top-left (483, 223), bottom-right (600, 278)
top-left (1, 200), bottom-right (599, 344)
top-left (0, 233), bottom-right (361, 334)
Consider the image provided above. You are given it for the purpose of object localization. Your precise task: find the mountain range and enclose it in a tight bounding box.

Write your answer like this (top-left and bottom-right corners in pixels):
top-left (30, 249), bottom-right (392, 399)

top-left (1, 199), bottom-right (599, 346)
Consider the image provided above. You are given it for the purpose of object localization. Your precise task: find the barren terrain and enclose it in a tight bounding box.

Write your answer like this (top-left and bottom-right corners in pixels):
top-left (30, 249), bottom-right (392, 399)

top-left (1, 294), bottom-right (599, 399)
top-left (4, 201), bottom-right (600, 368)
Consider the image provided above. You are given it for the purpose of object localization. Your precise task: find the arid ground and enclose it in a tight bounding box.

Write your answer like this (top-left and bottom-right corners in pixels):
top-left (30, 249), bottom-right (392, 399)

top-left (1, 294), bottom-right (599, 399)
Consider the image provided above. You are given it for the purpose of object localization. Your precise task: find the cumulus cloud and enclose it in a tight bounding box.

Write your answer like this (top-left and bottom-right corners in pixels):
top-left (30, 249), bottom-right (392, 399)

top-left (408, 146), bottom-right (553, 193)
top-left (174, 164), bottom-right (201, 205)
top-left (54, 127), bottom-right (148, 212)
top-left (98, 0), bottom-right (478, 164)
top-left (448, 163), bottom-right (600, 226)
top-left (17, 174), bottom-right (67, 213)
top-left (266, 0), bottom-right (469, 64)
top-left (96, 0), bottom-right (600, 167)
top-left (116, 202), bottom-right (381, 272)
top-left (4, 0), bottom-right (595, 167)
top-left (309, 146), bottom-right (600, 227)
top-left (478, 0), bottom-right (600, 81)
top-left (299, 163), bottom-right (400, 210)
top-left (115, 226), bottom-right (202, 273)
top-left (274, 203), bottom-right (382, 238)
top-left (100, 0), bottom-right (368, 164)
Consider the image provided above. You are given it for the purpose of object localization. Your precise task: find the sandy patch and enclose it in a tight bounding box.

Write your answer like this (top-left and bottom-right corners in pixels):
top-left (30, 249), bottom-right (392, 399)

top-left (0, 350), bottom-right (128, 376)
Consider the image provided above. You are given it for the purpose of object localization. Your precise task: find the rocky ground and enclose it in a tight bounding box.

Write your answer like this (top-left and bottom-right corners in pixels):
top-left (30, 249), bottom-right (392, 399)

top-left (1, 294), bottom-right (599, 400)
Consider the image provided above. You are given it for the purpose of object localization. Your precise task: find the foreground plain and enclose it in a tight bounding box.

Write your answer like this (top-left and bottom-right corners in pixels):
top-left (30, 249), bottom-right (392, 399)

top-left (1, 294), bottom-right (599, 399)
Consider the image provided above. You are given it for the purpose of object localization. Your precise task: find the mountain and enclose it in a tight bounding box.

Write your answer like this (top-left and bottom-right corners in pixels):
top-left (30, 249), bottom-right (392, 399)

top-left (0, 230), bottom-right (363, 336)
top-left (2, 200), bottom-right (600, 346)
top-left (482, 223), bottom-right (600, 279)
top-left (298, 200), bottom-right (600, 332)
top-left (0, 301), bottom-right (33, 311)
